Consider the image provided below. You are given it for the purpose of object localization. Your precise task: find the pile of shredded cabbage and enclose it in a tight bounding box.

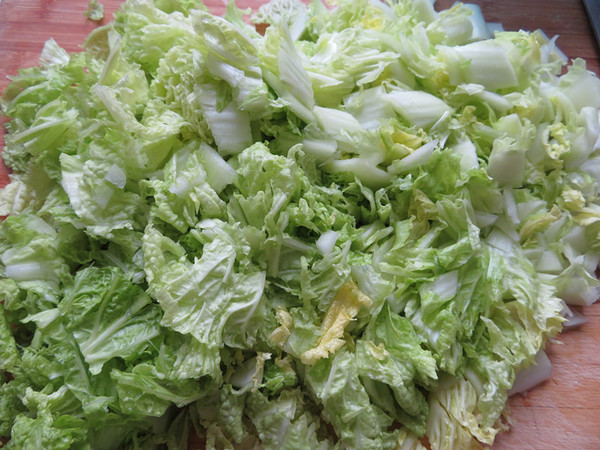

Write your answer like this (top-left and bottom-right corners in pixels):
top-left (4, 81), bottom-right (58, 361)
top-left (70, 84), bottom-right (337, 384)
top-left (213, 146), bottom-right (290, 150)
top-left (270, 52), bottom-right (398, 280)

top-left (1, 0), bottom-right (599, 448)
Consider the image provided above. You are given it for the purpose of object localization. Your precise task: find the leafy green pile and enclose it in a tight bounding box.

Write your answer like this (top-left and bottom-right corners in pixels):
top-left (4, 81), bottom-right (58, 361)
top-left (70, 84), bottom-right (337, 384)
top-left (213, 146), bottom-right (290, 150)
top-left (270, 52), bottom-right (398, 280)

top-left (1, 0), bottom-right (600, 448)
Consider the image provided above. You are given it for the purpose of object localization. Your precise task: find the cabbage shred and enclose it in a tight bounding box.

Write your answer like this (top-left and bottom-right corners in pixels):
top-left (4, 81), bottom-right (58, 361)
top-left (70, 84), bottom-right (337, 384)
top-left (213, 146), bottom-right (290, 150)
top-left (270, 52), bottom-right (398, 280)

top-left (1, 0), bottom-right (599, 448)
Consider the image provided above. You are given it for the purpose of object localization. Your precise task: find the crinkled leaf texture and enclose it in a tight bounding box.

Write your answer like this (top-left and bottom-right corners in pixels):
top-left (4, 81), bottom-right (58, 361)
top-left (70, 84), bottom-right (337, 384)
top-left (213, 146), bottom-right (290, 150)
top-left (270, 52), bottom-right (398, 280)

top-left (1, 0), bottom-right (599, 448)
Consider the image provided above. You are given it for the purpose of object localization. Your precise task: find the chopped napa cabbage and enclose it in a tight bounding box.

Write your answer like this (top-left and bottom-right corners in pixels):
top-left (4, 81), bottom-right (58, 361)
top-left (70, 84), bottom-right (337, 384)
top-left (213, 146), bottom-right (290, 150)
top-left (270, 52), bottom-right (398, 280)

top-left (0, 0), bottom-right (599, 448)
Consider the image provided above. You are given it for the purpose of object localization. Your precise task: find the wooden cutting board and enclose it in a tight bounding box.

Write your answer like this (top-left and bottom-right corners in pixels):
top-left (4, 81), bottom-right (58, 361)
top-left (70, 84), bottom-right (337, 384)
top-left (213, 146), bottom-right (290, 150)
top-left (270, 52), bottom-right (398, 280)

top-left (1, 1), bottom-right (599, 448)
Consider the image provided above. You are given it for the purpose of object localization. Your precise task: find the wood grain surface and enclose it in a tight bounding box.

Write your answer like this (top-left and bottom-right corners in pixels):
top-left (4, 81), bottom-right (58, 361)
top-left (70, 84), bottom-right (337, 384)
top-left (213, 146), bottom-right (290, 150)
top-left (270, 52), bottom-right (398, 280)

top-left (1, 1), bottom-right (599, 448)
